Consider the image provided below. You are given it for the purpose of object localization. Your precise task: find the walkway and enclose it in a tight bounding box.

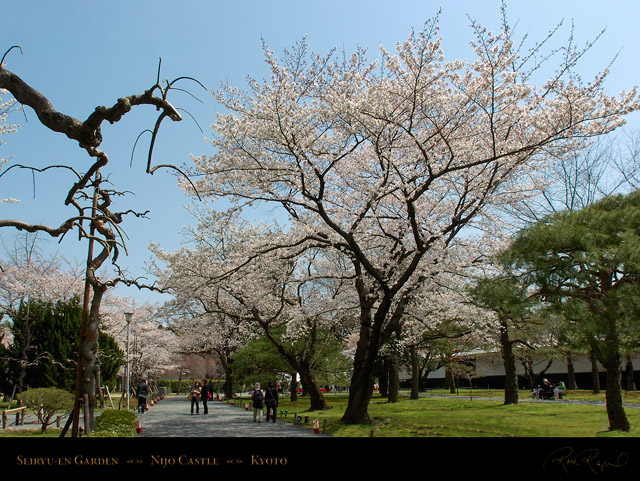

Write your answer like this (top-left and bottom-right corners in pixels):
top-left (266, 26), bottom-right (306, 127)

top-left (1, 395), bottom-right (330, 437)
top-left (136, 395), bottom-right (328, 437)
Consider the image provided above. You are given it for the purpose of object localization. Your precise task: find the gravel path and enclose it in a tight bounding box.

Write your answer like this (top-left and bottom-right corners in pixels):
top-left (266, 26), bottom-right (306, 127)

top-left (1, 395), bottom-right (330, 437)
top-left (136, 395), bottom-right (329, 437)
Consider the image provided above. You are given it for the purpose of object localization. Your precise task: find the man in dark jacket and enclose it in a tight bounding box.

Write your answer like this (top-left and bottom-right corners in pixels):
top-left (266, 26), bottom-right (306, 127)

top-left (207, 379), bottom-right (215, 400)
top-left (201, 378), bottom-right (209, 414)
top-left (265, 381), bottom-right (278, 423)
top-left (136, 379), bottom-right (149, 413)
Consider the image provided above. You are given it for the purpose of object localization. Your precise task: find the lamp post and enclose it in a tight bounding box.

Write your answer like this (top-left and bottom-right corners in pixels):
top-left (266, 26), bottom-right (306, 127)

top-left (125, 312), bottom-right (133, 410)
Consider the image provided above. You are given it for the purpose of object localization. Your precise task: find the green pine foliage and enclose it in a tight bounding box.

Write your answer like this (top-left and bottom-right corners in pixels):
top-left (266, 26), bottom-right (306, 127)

top-left (231, 335), bottom-right (292, 388)
top-left (501, 190), bottom-right (640, 431)
top-left (231, 326), bottom-right (352, 390)
top-left (98, 333), bottom-right (125, 389)
top-left (29, 300), bottom-right (81, 391)
top-left (1, 298), bottom-right (124, 392)
top-left (502, 190), bottom-right (640, 348)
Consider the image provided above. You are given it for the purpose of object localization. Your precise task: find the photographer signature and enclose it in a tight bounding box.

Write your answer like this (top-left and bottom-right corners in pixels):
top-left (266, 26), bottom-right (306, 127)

top-left (543, 447), bottom-right (628, 474)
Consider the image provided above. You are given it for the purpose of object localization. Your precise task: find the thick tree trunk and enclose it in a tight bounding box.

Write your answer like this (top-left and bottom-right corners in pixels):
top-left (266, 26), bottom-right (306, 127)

top-left (387, 356), bottom-right (399, 403)
top-left (340, 288), bottom-right (407, 424)
top-left (298, 362), bottom-right (326, 410)
top-left (594, 309), bottom-right (629, 432)
top-left (603, 358), bottom-right (630, 431)
top-left (500, 320), bottom-right (518, 405)
top-left (342, 371), bottom-right (375, 424)
top-left (624, 355), bottom-right (636, 391)
top-left (590, 349), bottom-right (601, 394)
top-left (80, 283), bottom-right (106, 434)
top-left (341, 318), bottom-right (381, 424)
top-left (377, 365), bottom-right (389, 397)
top-left (410, 345), bottom-right (420, 400)
top-left (387, 329), bottom-right (401, 403)
top-left (289, 372), bottom-right (298, 402)
top-left (219, 354), bottom-right (235, 399)
top-left (566, 354), bottom-right (578, 390)
top-left (419, 368), bottom-right (432, 392)
top-left (446, 367), bottom-right (456, 393)
top-left (222, 377), bottom-right (234, 399)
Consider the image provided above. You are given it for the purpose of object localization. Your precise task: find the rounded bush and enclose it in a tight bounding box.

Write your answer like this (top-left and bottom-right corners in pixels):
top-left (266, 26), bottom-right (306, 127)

top-left (92, 409), bottom-right (137, 437)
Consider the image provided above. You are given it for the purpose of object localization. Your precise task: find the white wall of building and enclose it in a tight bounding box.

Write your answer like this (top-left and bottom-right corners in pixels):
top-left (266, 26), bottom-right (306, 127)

top-left (425, 352), bottom-right (640, 380)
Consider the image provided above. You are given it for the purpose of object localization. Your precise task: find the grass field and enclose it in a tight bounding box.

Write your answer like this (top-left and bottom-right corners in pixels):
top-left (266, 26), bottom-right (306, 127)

top-left (252, 390), bottom-right (640, 437)
top-left (3, 389), bottom-right (640, 437)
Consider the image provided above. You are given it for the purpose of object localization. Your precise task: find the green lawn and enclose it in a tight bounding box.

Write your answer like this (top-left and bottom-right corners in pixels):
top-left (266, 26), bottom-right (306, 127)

top-left (0, 427), bottom-right (62, 437)
top-left (259, 391), bottom-right (640, 437)
top-left (4, 389), bottom-right (640, 437)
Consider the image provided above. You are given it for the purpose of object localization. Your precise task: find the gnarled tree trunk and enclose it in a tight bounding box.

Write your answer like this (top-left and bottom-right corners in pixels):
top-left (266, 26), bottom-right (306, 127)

top-left (1, 56), bottom-right (188, 436)
top-left (499, 319), bottom-right (519, 405)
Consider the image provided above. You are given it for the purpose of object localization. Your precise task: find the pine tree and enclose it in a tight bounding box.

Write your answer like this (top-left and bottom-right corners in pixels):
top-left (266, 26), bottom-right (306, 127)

top-left (503, 190), bottom-right (640, 431)
top-left (2, 298), bottom-right (123, 392)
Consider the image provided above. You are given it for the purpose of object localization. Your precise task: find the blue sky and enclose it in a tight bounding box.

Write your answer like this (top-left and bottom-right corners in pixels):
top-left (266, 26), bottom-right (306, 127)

top-left (2, 0), bottom-right (639, 306)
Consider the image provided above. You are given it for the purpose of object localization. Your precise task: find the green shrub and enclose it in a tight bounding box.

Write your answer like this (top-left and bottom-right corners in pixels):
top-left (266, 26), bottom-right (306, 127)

top-left (156, 379), bottom-right (175, 393)
top-left (17, 387), bottom-right (74, 433)
top-left (91, 409), bottom-right (137, 437)
top-left (157, 379), bottom-right (203, 394)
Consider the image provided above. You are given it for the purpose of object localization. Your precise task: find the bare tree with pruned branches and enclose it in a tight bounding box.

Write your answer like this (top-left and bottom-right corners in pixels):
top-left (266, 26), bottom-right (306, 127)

top-left (0, 45), bottom-right (203, 436)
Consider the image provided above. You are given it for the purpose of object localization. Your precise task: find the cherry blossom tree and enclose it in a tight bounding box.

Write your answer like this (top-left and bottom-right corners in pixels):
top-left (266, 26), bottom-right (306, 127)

top-left (150, 210), bottom-right (261, 397)
top-left (0, 235), bottom-right (84, 312)
top-left (0, 234), bottom-right (84, 393)
top-left (166, 307), bottom-right (246, 399)
top-left (100, 295), bottom-right (179, 388)
top-left (151, 210), bottom-right (357, 409)
top-left (185, 8), bottom-right (639, 423)
top-left (399, 275), bottom-right (493, 399)
top-left (0, 88), bottom-right (18, 205)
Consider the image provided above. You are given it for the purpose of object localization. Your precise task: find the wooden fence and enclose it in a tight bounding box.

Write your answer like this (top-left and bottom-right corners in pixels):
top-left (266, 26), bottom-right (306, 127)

top-left (2, 406), bottom-right (26, 429)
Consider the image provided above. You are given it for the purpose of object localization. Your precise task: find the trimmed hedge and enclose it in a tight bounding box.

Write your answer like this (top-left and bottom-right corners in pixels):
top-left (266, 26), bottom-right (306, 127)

top-left (157, 379), bottom-right (221, 394)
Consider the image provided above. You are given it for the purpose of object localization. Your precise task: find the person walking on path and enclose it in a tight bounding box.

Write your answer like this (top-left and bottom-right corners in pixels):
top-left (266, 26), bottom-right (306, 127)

top-left (133, 394), bottom-right (329, 437)
top-left (136, 379), bottom-right (149, 414)
top-left (251, 382), bottom-right (264, 423)
top-left (201, 378), bottom-right (209, 415)
top-left (265, 381), bottom-right (278, 423)
top-left (190, 381), bottom-right (202, 415)
top-left (207, 379), bottom-right (215, 400)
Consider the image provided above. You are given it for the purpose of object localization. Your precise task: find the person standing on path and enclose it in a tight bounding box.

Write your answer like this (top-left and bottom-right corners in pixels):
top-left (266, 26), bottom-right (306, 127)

top-left (190, 381), bottom-right (202, 415)
top-left (265, 381), bottom-right (278, 423)
top-left (201, 378), bottom-right (209, 415)
top-left (251, 382), bottom-right (264, 423)
top-left (136, 379), bottom-right (149, 414)
top-left (207, 379), bottom-right (215, 400)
